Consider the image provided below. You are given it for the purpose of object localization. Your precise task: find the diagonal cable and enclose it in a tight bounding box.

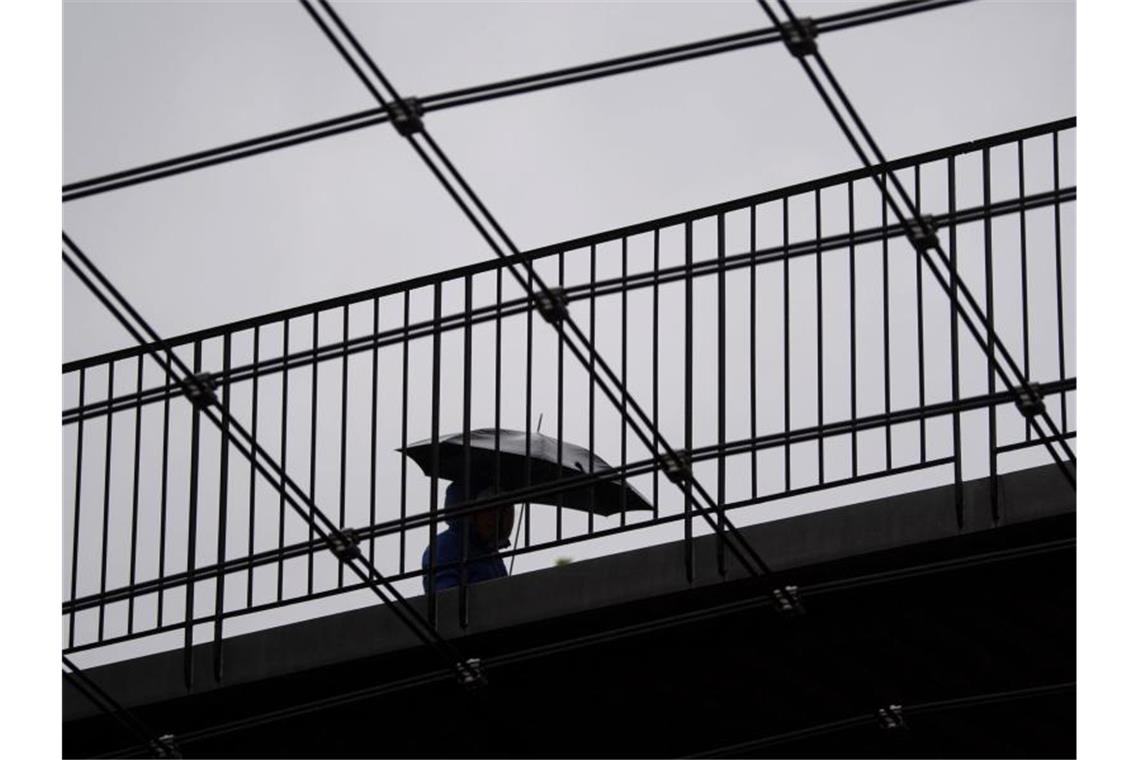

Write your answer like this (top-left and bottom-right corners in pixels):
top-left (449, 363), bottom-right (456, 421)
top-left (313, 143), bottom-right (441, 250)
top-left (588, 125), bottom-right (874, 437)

top-left (753, 0), bottom-right (1075, 488)
top-left (305, 0), bottom-right (773, 580)
top-left (759, 0), bottom-right (1076, 478)
top-left (300, 0), bottom-right (782, 588)
top-left (62, 232), bottom-right (482, 685)
top-left (63, 655), bottom-right (178, 758)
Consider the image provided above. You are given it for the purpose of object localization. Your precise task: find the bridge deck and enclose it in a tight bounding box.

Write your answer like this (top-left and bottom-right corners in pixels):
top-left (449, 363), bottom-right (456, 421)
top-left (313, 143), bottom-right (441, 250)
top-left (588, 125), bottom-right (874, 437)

top-left (64, 463), bottom-right (1075, 757)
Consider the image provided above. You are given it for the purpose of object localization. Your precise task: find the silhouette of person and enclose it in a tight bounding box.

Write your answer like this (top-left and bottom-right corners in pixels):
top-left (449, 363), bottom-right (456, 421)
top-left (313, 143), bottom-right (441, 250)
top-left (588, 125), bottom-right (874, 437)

top-left (421, 476), bottom-right (515, 593)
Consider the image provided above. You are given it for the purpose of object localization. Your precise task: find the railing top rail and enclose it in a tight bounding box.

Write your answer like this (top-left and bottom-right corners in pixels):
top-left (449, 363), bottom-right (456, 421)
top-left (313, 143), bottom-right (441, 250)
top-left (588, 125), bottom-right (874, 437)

top-left (62, 116), bottom-right (1074, 374)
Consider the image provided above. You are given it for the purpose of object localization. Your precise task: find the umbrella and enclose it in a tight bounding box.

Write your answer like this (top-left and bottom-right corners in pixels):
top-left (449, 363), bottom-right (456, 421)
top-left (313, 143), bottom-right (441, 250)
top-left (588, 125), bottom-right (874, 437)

top-left (400, 428), bottom-right (652, 516)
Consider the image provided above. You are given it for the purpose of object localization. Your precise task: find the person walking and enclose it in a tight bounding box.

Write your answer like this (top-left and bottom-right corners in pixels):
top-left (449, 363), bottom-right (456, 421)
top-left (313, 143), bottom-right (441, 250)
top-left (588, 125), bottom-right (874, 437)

top-left (421, 476), bottom-right (515, 592)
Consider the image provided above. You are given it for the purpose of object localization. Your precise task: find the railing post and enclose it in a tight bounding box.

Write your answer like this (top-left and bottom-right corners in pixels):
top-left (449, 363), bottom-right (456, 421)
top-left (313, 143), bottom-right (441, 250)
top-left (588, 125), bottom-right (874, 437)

top-left (915, 165), bottom-right (928, 464)
top-left (368, 298), bottom-right (380, 573)
top-left (306, 313), bottom-right (319, 595)
top-left (98, 361), bottom-right (115, 644)
top-left (184, 342), bottom-right (202, 691)
top-left (653, 230), bottom-right (661, 519)
top-left (847, 183), bottom-right (858, 478)
top-left (428, 283), bottom-right (442, 629)
top-left (560, 251), bottom-right (569, 537)
top-left (588, 246), bottom-right (597, 532)
top-left (948, 157), bottom-right (964, 529)
top-left (984, 148), bottom-right (1000, 525)
top-left (400, 294), bottom-right (410, 575)
top-left (459, 275), bottom-right (473, 629)
top-left (683, 221), bottom-right (694, 583)
top-left (246, 325), bottom-right (260, 609)
top-left (212, 334), bottom-right (232, 682)
top-left (716, 213), bottom-right (727, 578)
top-left (127, 355), bottom-right (144, 637)
top-left (276, 319), bottom-right (290, 602)
top-left (68, 367), bottom-right (86, 649)
top-left (337, 305), bottom-right (350, 589)
top-left (1052, 131), bottom-right (1069, 433)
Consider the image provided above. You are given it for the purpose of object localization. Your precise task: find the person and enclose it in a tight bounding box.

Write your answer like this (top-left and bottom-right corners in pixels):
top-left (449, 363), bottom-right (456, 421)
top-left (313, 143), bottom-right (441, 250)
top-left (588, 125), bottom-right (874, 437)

top-left (421, 476), bottom-right (515, 593)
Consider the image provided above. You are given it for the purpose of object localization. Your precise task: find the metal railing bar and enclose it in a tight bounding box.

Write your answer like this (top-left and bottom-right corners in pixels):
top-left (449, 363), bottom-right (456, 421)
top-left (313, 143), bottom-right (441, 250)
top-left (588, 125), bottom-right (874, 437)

top-left (754, 0), bottom-right (1076, 484)
top-left (62, 185), bottom-right (1075, 427)
top-left (60, 119), bottom-right (1074, 375)
top-left (63, 233), bottom-right (481, 684)
top-left (189, 0), bottom-right (759, 597)
top-left (63, 377), bottom-right (1073, 618)
top-left (66, 456), bottom-right (955, 650)
top-left (995, 430), bottom-right (1076, 455)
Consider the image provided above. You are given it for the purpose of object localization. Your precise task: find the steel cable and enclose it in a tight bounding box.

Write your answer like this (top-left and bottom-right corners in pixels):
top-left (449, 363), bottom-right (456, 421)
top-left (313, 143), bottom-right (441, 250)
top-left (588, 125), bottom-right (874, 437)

top-left (62, 0), bottom-right (976, 203)
top-left (62, 234), bottom-right (481, 685)
top-left (752, 0), bottom-right (1075, 487)
top-left (300, 0), bottom-right (782, 588)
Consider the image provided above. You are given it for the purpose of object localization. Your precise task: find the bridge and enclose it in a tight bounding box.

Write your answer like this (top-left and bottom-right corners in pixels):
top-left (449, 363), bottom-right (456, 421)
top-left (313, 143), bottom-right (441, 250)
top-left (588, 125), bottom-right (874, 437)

top-left (62, 1), bottom-right (1075, 757)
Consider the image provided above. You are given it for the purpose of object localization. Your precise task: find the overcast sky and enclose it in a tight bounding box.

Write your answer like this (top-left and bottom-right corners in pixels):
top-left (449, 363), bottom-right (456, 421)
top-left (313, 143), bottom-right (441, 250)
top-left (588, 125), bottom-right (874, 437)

top-left (62, 0), bottom-right (1075, 666)
top-left (63, 0), bottom-right (1074, 356)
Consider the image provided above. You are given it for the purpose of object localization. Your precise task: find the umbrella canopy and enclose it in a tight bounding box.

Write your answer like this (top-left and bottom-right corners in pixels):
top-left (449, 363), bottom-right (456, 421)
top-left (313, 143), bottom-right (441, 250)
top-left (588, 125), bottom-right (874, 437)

top-left (400, 428), bottom-right (651, 516)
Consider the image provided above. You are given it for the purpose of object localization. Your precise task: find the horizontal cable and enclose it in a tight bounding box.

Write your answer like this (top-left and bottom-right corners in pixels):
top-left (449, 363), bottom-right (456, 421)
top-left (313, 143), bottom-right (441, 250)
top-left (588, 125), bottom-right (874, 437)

top-left (63, 376), bottom-right (1073, 619)
top-left (61, 114), bottom-right (1075, 376)
top-left (420, 0), bottom-right (973, 115)
top-left (62, 0), bottom-right (976, 203)
top-left (62, 110), bottom-right (389, 202)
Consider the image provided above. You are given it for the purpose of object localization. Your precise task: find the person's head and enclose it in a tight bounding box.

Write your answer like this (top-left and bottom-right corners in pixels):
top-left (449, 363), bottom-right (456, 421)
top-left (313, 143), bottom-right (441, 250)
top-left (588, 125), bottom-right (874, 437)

top-left (444, 478), bottom-right (515, 546)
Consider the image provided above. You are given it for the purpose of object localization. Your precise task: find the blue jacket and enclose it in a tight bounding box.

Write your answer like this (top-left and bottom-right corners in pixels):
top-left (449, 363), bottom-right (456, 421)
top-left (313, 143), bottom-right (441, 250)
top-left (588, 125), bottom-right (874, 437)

top-left (421, 481), bottom-right (507, 593)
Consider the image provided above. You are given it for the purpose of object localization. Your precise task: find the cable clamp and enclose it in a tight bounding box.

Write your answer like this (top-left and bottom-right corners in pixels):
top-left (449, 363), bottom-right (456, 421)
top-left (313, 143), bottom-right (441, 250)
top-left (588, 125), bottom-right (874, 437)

top-left (905, 215), bottom-right (939, 250)
top-left (535, 287), bottom-right (569, 325)
top-left (876, 704), bottom-right (907, 731)
top-left (1014, 382), bottom-right (1046, 418)
top-left (329, 528), bottom-right (362, 562)
top-left (387, 97), bottom-right (424, 137)
top-left (662, 449), bottom-right (691, 486)
top-left (772, 584), bottom-right (805, 616)
top-left (780, 18), bottom-right (818, 58)
top-left (181, 372), bottom-right (217, 410)
top-left (149, 733), bottom-right (182, 759)
top-left (456, 657), bottom-right (487, 690)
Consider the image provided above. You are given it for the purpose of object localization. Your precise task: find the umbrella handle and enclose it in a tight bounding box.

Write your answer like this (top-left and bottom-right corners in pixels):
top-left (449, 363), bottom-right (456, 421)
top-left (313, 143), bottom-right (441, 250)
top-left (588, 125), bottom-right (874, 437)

top-left (507, 503), bottom-right (526, 576)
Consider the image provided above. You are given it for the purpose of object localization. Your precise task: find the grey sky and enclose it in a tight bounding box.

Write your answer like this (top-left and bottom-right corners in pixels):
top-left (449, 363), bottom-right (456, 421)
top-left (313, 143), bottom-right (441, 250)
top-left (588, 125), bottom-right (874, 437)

top-left (63, 0), bottom-right (1075, 666)
top-left (63, 0), bottom-right (1074, 356)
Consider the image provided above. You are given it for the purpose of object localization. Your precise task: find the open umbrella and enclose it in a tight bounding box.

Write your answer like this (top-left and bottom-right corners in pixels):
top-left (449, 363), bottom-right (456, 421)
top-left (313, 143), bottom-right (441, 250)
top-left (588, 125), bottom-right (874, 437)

top-left (400, 428), bottom-right (651, 516)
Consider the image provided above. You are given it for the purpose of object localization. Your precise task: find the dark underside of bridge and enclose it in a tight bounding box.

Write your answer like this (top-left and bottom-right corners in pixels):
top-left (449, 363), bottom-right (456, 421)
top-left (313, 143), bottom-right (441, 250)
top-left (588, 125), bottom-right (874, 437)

top-left (64, 464), bottom-right (1075, 759)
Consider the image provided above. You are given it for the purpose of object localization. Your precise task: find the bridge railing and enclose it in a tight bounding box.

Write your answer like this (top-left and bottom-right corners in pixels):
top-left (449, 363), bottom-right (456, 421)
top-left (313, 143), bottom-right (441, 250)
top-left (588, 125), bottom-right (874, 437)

top-left (62, 117), bottom-right (1075, 675)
